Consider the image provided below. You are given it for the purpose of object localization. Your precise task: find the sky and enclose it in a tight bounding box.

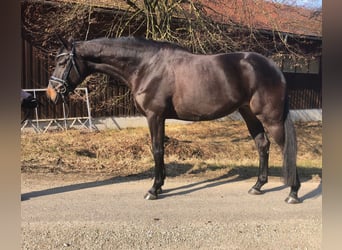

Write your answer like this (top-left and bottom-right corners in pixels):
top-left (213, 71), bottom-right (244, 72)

top-left (296, 0), bottom-right (322, 8)
top-left (272, 0), bottom-right (322, 9)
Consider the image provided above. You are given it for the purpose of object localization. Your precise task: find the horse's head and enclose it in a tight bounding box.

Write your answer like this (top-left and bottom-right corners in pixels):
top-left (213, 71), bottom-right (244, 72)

top-left (47, 37), bottom-right (86, 103)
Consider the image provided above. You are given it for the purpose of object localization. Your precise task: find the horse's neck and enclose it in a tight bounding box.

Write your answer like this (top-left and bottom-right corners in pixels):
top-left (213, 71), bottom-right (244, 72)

top-left (77, 40), bottom-right (147, 87)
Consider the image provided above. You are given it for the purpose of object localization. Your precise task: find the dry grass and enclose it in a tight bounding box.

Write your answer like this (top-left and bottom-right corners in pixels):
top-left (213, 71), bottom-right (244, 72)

top-left (21, 120), bottom-right (322, 181)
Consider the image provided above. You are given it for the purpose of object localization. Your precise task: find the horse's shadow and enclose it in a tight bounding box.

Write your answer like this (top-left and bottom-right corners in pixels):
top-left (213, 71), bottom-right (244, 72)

top-left (21, 163), bottom-right (192, 201)
top-left (300, 180), bottom-right (322, 200)
top-left (159, 176), bottom-right (322, 203)
top-left (21, 164), bottom-right (322, 202)
top-left (158, 175), bottom-right (241, 199)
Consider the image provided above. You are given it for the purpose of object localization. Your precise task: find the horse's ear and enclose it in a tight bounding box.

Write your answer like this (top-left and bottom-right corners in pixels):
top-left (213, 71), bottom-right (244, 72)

top-left (56, 34), bottom-right (72, 50)
top-left (67, 37), bottom-right (74, 49)
top-left (67, 37), bottom-right (74, 44)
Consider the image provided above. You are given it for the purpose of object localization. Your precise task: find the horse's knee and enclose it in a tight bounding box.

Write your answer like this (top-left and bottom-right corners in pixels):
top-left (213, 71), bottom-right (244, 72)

top-left (255, 133), bottom-right (270, 156)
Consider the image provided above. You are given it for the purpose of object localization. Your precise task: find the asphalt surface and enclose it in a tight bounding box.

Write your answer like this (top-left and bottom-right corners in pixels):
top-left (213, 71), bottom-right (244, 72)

top-left (21, 174), bottom-right (322, 249)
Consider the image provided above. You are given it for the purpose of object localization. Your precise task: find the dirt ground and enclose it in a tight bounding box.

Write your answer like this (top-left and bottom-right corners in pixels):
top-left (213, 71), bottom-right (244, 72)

top-left (22, 174), bottom-right (322, 250)
top-left (21, 173), bottom-right (322, 250)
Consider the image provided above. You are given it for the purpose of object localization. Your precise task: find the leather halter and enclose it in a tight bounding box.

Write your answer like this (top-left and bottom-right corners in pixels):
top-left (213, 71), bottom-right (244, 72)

top-left (49, 43), bottom-right (81, 94)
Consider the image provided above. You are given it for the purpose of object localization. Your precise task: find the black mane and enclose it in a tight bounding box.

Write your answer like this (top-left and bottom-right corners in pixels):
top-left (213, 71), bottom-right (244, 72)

top-left (94, 36), bottom-right (189, 53)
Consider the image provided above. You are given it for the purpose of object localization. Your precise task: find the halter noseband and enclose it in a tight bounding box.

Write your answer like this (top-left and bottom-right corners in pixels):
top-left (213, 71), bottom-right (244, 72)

top-left (49, 43), bottom-right (81, 94)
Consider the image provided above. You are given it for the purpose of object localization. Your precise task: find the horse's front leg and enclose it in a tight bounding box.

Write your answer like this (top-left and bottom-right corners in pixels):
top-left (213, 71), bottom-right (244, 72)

top-left (144, 114), bottom-right (166, 200)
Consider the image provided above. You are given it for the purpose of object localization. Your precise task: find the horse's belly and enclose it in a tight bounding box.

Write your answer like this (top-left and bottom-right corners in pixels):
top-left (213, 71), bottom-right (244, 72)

top-left (173, 99), bottom-right (240, 121)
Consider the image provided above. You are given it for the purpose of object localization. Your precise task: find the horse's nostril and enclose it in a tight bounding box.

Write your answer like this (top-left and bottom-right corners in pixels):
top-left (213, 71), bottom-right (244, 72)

top-left (46, 86), bottom-right (58, 103)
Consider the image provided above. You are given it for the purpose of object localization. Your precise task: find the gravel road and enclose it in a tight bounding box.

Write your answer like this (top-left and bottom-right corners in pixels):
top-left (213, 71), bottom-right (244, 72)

top-left (21, 174), bottom-right (322, 250)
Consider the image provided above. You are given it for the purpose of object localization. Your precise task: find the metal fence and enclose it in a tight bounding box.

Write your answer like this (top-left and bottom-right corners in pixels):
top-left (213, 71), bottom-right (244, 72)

top-left (21, 88), bottom-right (94, 133)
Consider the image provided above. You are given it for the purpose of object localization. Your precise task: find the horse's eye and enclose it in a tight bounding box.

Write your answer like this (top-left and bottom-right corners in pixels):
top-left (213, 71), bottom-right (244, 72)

top-left (57, 58), bottom-right (68, 65)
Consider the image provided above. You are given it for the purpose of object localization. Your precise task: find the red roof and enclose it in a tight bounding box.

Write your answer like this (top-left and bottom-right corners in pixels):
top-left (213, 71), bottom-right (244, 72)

top-left (200, 0), bottom-right (321, 37)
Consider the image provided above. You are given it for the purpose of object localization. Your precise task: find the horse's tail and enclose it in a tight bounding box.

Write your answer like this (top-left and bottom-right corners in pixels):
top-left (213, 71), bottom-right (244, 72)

top-left (282, 97), bottom-right (298, 186)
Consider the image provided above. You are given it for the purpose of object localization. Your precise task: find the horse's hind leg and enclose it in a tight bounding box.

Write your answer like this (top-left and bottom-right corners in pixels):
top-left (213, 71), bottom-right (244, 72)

top-left (261, 117), bottom-right (301, 204)
top-left (239, 106), bottom-right (270, 194)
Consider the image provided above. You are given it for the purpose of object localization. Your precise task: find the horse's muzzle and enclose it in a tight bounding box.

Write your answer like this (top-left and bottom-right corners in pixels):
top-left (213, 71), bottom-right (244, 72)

top-left (46, 83), bottom-right (60, 104)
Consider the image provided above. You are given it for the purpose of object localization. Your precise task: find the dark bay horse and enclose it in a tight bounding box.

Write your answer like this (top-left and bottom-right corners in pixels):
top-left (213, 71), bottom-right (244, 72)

top-left (46, 36), bottom-right (301, 204)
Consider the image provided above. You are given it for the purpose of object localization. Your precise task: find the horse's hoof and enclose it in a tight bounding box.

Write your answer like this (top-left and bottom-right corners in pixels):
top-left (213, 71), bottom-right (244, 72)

top-left (144, 192), bottom-right (158, 200)
top-left (248, 187), bottom-right (264, 195)
top-left (285, 195), bottom-right (301, 204)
